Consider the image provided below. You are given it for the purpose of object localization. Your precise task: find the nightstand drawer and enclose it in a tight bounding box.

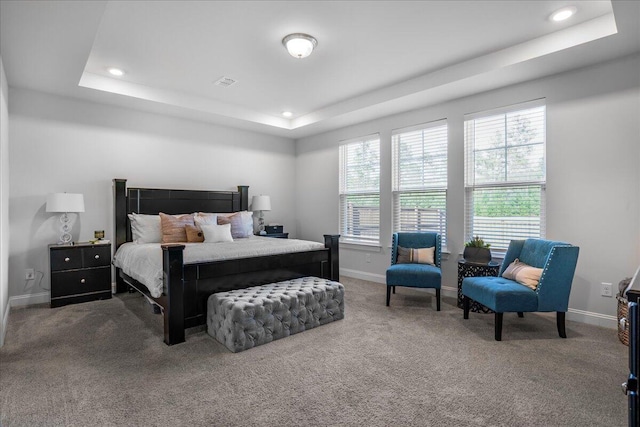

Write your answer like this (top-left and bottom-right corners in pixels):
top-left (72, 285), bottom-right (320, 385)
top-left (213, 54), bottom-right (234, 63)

top-left (83, 246), bottom-right (111, 268)
top-left (50, 248), bottom-right (83, 271)
top-left (51, 267), bottom-right (111, 298)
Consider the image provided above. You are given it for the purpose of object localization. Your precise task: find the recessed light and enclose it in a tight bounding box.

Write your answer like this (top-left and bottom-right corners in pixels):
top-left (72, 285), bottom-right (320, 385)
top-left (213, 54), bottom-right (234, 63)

top-left (550, 6), bottom-right (577, 22)
top-left (282, 111), bottom-right (293, 118)
top-left (107, 67), bottom-right (125, 77)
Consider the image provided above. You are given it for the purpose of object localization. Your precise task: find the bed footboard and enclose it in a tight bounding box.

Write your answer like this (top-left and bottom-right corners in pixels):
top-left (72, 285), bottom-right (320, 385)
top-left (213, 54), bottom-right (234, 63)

top-left (160, 236), bottom-right (340, 345)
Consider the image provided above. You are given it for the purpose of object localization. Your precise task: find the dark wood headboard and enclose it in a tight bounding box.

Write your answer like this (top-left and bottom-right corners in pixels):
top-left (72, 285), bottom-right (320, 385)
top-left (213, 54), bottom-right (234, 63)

top-left (113, 179), bottom-right (249, 250)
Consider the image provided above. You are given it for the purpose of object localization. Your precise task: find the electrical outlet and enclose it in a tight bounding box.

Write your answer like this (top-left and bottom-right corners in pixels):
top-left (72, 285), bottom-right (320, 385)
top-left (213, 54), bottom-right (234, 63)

top-left (365, 253), bottom-right (371, 263)
top-left (601, 282), bottom-right (613, 297)
top-left (25, 268), bottom-right (35, 280)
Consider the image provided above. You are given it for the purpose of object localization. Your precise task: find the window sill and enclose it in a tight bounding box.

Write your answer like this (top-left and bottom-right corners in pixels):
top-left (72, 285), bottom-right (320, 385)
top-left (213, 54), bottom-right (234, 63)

top-left (340, 241), bottom-right (382, 252)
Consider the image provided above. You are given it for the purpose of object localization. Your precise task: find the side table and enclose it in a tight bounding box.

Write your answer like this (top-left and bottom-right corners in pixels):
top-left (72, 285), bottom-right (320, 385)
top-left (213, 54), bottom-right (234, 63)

top-left (457, 260), bottom-right (501, 313)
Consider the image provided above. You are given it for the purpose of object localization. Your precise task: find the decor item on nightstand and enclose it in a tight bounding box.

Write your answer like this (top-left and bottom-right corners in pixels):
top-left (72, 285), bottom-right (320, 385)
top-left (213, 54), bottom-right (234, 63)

top-left (46, 193), bottom-right (85, 245)
top-left (252, 195), bottom-right (271, 235)
top-left (463, 235), bottom-right (492, 265)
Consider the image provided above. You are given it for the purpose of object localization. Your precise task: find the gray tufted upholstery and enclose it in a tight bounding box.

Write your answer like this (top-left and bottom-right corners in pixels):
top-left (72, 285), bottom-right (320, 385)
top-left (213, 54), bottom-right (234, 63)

top-left (207, 277), bottom-right (345, 353)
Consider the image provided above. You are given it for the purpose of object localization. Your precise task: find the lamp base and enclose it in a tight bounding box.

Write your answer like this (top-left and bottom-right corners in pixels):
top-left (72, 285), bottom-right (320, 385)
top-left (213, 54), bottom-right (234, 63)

top-left (59, 212), bottom-right (73, 245)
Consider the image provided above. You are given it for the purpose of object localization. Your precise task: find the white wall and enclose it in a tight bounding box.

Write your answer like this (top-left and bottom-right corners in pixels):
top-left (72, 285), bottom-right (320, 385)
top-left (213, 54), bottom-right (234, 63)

top-left (0, 56), bottom-right (10, 346)
top-left (8, 89), bottom-right (296, 302)
top-left (296, 53), bottom-right (640, 326)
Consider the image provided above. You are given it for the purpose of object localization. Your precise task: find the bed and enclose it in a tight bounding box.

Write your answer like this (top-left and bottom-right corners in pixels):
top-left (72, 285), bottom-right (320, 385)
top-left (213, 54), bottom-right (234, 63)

top-left (113, 179), bottom-right (340, 345)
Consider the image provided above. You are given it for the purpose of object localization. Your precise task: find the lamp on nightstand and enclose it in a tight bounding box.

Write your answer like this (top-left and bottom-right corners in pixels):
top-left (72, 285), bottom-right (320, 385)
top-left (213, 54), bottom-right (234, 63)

top-left (251, 195), bottom-right (271, 236)
top-left (46, 193), bottom-right (85, 245)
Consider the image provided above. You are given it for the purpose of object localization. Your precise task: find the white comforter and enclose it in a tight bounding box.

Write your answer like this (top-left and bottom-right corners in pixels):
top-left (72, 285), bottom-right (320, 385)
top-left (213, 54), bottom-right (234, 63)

top-left (112, 236), bottom-right (326, 298)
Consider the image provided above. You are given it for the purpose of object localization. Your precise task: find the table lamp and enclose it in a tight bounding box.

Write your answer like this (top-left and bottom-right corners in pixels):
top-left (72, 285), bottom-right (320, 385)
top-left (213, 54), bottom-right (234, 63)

top-left (251, 195), bottom-right (271, 235)
top-left (46, 193), bottom-right (85, 244)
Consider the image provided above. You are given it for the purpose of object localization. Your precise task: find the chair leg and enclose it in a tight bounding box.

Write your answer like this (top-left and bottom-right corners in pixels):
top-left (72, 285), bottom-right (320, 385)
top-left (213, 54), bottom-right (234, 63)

top-left (436, 289), bottom-right (441, 311)
top-left (463, 296), bottom-right (470, 319)
top-left (392, 286), bottom-right (396, 294)
top-left (386, 286), bottom-right (391, 306)
top-left (517, 312), bottom-right (524, 318)
top-left (495, 313), bottom-right (503, 341)
top-left (557, 311), bottom-right (567, 338)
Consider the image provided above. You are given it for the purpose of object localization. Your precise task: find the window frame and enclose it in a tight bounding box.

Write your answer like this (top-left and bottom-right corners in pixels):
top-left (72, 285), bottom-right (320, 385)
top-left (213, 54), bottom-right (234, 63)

top-left (338, 134), bottom-right (381, 246)
top-left (464, 99), bottom-right (546, 253)
top-left (391, 120), bottom-right (448, 249)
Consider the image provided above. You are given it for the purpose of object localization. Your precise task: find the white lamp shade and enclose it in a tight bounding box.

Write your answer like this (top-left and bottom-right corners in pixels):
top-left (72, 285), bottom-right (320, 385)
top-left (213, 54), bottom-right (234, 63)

top-left (46, 193), bottom-right (85, 213)
top-left (252, 195), bottom-right (271, 211)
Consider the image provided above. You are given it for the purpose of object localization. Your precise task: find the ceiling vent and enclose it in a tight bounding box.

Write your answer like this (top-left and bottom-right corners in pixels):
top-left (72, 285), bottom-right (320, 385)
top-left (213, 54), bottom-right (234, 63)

top-left (213, 76), bottom-right (237, 87)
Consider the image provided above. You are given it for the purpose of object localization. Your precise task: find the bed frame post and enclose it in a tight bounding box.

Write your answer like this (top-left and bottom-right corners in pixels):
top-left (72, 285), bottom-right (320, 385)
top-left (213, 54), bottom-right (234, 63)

top-left (163, 244), bottom-right (186, 345)
top-left (237, 185), bottom-right (249, 211)
top-left (114, 179), bottom-right (128, 293)
top-left (324, 234), bottom-right (340, 281)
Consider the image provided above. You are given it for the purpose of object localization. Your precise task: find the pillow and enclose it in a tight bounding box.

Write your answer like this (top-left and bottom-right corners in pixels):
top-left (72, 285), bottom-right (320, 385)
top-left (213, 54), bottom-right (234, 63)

top-left (194, 212), bottom-right (218, 227)
top-left (502, 258), bottom-right (543, 290)
top-left (396, 246), bottom-right (435, 265)
top-left (159, 212), bottom-right (195, 243)
top-left (127, 213), bottom-right (162, 243)
top-left (217, 211), bottom-right (253, 238)
top-left (185, 224), bottom-right (204, 243)
top-left (201, 223), bottom-right (234, 243)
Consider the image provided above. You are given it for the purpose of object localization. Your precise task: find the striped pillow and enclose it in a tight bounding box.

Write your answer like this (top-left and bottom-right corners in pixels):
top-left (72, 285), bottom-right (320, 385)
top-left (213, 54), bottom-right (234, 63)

top-left (396, 246), bottom-right (435, 265)
top-left (159, 213), bottom-right (195, 243)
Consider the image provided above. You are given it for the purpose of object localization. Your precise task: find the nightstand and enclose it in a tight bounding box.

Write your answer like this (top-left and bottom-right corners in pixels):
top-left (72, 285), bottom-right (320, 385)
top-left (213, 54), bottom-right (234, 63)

top-left (264, 233), bottom-right (289, 239)
top-left (49, 242), bottom-right (112, 308)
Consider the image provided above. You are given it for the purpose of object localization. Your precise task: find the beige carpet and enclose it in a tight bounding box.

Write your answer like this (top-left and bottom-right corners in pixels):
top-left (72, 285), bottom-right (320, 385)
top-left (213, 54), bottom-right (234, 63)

top-left (0, 277), bottom-right (628, 426)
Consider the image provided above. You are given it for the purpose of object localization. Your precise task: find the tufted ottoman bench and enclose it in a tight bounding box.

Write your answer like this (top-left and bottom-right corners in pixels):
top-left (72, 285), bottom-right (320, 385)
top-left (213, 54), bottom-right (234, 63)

top-left (207, 277), bottom-right (345, 353)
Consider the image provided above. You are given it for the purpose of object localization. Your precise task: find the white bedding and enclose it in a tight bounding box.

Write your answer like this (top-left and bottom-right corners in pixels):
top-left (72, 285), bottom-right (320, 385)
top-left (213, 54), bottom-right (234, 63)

top-left (112, 236), bottom-right (326, 298)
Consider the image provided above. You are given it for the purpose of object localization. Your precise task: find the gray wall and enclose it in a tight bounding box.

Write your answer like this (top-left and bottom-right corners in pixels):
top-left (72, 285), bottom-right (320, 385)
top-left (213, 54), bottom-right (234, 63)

top-left (0, 56), bottom-right (9, 345)
top-left (7, 88), bottom-right (296, 303)
top-left (295, 54), bottom-right (640, 326)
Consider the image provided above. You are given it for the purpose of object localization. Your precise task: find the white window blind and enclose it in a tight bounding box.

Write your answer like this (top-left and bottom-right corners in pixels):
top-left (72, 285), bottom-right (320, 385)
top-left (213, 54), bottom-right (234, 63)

top-left (339, 135), bottom-right (380, 244)
top-left (392, 120), bottom-right (448, 247)
top-left (464, 101), bottom-right (546, 251)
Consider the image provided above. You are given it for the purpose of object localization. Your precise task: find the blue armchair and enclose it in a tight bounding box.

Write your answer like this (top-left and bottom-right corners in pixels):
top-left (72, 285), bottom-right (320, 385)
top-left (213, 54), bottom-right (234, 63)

top-left (386, 232), bottom-right (442, 311)
top-left (462, 238), bottom-right (579, 341)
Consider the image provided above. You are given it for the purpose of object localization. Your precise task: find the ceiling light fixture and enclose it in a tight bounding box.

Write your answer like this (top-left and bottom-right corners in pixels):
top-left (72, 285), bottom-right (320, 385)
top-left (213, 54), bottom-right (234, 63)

top-left (282, 33), bottom-right (317, 59)
top-left (107, 67), bottom-right (125, 77)
top-left (282, 111), bottom-right (293, 118)
top-left (550, 6), bottom-right (577, 22)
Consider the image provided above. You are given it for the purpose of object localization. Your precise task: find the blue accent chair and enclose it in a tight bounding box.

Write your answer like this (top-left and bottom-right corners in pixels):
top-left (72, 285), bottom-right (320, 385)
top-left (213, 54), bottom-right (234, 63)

top-left (462, 239), bottom-right (579, 341)
top-left (386, 232), bottom-right (442, 311)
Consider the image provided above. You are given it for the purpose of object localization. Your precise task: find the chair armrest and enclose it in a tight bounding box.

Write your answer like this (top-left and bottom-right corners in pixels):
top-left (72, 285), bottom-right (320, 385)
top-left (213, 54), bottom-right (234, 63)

top-left (435, 233), bottom-right (442, 268)
top-left (537, 245), bottom-right (580, 312)
top-left (391, 233), bottom-right (399, 265)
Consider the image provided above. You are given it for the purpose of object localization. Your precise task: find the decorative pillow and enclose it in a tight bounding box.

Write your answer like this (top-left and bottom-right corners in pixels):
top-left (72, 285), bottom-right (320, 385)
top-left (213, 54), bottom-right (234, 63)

top-left (217, 211), bottom-right (253, 238)
top-left (502, 258), bottom-right (543, 290)
top-left (201, 223), bottom-right (234, 243)
top-left (396, 246), bottom-right (435, 265)
top-left (194, 212), bottom-right (218, 227)
top-left (127, 213), bottom-right (162, 243)
top-left (159, 212), bottom-right (195, 243)
top-left (185, 224), bottom-right (204, 243)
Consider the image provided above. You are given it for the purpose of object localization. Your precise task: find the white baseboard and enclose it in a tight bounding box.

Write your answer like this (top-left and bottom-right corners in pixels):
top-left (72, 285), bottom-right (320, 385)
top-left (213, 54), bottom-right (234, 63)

top-left (1, 302), bottom-right (9, 347)
top-left (9, 291), bottom-right (50, 308)
top-left (340, 268), bottom-right (386, 284)
top-left (339, 268), bottom-right (617, 329)
top-left (567, 308), bottom-right (617, 329)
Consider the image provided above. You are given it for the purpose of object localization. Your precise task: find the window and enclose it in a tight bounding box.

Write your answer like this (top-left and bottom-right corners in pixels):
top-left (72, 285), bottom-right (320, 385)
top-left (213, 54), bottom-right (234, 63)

top-left (392, 120), bottom-right (448, 247)
top-left (464, 100), bottom-right (546, 251)
top-left (339, 135), bottom-right (380, 245)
